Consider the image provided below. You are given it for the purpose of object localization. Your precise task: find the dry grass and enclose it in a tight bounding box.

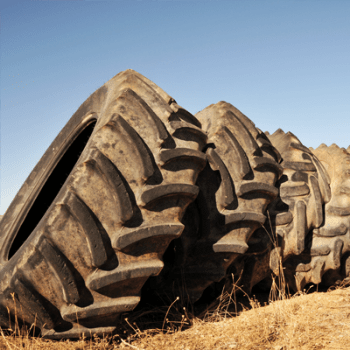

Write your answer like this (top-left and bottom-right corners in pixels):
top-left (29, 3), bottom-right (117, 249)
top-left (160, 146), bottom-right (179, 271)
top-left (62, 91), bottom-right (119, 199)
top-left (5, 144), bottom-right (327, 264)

top-left (1, 282), bottom-right (350, 350)
top-left (1, 221), bottom-right (349, 349)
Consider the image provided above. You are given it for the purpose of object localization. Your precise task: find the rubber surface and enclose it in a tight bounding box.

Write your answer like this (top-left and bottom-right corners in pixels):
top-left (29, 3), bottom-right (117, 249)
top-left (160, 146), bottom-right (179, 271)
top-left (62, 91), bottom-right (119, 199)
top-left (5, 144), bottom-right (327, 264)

top-left (237, 130), bottom-right (331, 292)
top-left (0, 70), bottom-right (206, 338)
top-left (153, 102), bottom-right (282, 302)
top-left (291, 144), bottom-right (350, 290)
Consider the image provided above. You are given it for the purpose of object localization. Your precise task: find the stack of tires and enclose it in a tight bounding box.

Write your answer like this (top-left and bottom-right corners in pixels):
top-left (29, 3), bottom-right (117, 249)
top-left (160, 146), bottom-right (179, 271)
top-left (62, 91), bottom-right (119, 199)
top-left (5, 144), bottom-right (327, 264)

top-left (0, 70), bottom-right (349, 339)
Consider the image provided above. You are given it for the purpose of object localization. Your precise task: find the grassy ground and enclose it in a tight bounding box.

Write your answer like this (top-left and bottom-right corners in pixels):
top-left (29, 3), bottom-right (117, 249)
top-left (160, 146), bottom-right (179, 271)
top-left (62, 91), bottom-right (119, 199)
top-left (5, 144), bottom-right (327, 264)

top-left (1, 280), bottom-right (350, 350)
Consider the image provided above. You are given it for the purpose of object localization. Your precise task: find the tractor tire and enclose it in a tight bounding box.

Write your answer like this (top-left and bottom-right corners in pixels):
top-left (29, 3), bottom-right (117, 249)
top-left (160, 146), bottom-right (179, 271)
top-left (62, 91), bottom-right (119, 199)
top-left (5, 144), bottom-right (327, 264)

top-left (240, 130), bottom-right (331, 292)
top-left (290, 144), bottom-right (350, 290)
top-left (152, 102), bottom-right (282, 303)
top-left (0, 69), bottom-right (207, 339)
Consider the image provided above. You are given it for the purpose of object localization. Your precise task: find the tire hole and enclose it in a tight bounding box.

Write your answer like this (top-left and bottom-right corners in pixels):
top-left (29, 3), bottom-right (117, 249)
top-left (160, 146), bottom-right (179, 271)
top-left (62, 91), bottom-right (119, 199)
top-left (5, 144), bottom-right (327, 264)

top-left (9, 121), bottom-right (97, 259)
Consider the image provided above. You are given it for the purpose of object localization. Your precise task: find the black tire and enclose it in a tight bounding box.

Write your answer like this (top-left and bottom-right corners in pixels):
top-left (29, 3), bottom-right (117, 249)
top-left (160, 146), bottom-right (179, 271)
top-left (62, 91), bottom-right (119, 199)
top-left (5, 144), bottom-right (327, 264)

top-left (153, 102), bottom-right (282, 302)
top-left (291, 144), bottom-right (350, 290)
top-left (241, 130), bottom-right (331, 292)
top-left (0, 70), bottom-right (207, 339)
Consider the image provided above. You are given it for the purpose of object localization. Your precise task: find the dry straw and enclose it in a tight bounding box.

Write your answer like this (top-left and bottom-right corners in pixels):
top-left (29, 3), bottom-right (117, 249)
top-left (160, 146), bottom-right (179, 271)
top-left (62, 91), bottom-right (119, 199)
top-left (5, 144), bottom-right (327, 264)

top-left (1, 221), bottom-right (350, 349)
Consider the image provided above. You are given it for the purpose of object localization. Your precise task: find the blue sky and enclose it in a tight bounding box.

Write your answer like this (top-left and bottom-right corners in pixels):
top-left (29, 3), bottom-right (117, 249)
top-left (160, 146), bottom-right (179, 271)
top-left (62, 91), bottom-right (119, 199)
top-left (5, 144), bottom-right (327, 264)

top-left (1, 0), bottom-right (349, 214)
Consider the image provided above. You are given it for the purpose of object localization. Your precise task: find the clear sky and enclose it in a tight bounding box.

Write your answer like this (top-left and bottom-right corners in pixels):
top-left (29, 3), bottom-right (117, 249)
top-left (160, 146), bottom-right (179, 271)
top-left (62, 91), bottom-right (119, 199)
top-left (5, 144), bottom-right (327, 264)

top-left (1, 0), bottom-right (350, 214)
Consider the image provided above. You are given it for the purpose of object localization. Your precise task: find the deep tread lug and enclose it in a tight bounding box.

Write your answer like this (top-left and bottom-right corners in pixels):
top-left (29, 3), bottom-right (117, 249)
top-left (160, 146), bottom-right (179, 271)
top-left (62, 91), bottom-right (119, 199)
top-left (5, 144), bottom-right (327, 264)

top-left (213, 238), bottom-right (249, 254)
top-left (63, 192), bottom-right (108, 268)
top-left (275, 211), bottom-right (293, 225)
top-left (294, 201), bottom-right (306, 255)
top-left (296, 263), bottom-right (311, 272)
top-left (42, 325), bottom-right (116, 340)
top-left (237, 182), bottom-right (278, 199)
top-left (113, 224), bottom-right (184, 250)
top-left (141, 184), bottom-right (199, 207)
top-left (332, 239), bottom-right (343, 269)
top-left (312, 156), bottom-right (332, 200)
top-left (117, 73), bottom-right (173, 120)
top-left (290, 142), bottom-right (313, 154)
top-left (170, 103), bottom-right (202, 128)
top-left (62, 297), bottom-right (139, 323)
top-left (39, 238), bottom-right (80, 304)
top-left (118, 88), bottom-right (169, 141)
top-left (169, 120), bottom-right (207, 141)
top-left (159, 148), bottom-right (207, 167)
top-left (291, 171), bottom-right (309, 183)
top-left (280, 182), bottom-right (310, 197)
top-left (256, 136), bottom-right (282, 163)
top-left (283, 161), bottom-right (316, 172)
top-left (310, 246), bottom-right (331, 256)
top-left (89, 148), bottom-right (134, 222)
top-left (224, 111), bottom-right (260, 155)
top-left (310, 176), bottom-right (324, 227)
top-left (225, 211), bottom-right (266, 225)
top-left (223, 126), bottom-right (252, 179)
top-left (327, 206), bottom-right (350, 216)
top-left (310, 258), bottom-right (325, 285)
top-left (107, 115), bottom-right (156, 180)
top-left (314, 223), bottom-right (348, 237)
top-left (206, 148), bottom-right (236, 209)
top-left (251, 156), bottom-right (283, 177)
top-left (87, 260), bottom-right (164, 292)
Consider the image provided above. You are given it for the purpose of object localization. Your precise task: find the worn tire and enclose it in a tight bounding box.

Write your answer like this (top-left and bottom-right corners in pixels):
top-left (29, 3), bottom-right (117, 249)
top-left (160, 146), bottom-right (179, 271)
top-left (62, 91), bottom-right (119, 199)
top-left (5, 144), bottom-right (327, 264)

top-left (152, 102), bottom-right (282, 302)
top-left (269, 130), bottom-right (331, 290)
top-left (290, 144), bottom-right (350, 290)
top-left (238, 129), bottom-right (331, 292)
top-left (0, 70), bottom-right (207, 338)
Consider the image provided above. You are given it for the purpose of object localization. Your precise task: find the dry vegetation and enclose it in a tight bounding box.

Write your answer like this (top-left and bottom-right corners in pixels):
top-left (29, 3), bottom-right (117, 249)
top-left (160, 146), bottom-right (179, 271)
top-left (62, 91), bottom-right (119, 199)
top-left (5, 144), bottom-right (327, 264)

top-left (1, 220), bottom-right (349, 349)
top-left (1, 280), bottom-right (350, 350)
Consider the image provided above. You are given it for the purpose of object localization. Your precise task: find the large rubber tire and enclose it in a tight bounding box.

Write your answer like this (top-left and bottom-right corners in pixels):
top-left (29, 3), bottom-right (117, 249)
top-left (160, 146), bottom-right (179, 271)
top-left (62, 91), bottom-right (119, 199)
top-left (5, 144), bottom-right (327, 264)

top-left (0, 70), bottom-right (207, 339)
top-left (152, 102), bottom-right (282, 303)
top-left (240, 130), bottom-right (331, 292)
top-left (290, 144), bottom-right (350, 290)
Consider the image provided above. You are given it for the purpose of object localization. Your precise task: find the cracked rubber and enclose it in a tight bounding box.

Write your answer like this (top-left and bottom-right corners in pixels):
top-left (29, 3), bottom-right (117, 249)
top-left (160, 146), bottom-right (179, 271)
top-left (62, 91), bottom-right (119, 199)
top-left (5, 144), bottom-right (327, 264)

top-left (0, 70), bottom-right (206, 338)
top-left (152, 102), bottom-right (281, 302)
